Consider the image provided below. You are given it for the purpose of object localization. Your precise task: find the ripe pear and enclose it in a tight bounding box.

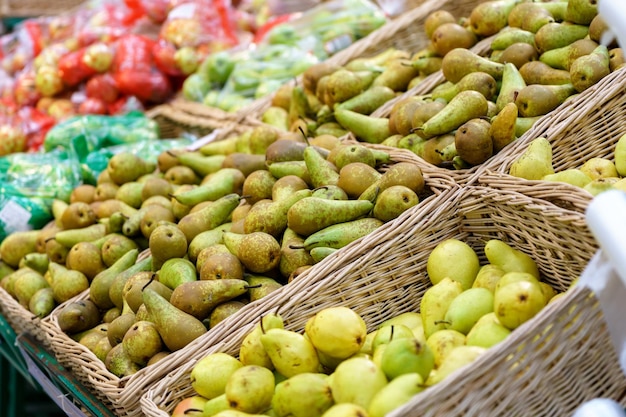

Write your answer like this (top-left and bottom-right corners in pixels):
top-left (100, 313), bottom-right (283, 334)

top-left (157, 257), bottom-right (197, 289)
top-left (272, 373), bottom-right (333, 417)
top-left (420, 90), bottom-right (489, 137)
top-left (454, 118), bottom-right (494, 166)
top-left (372, 185), bottom-right (419, 222)
top-left (534, 22), bottom-right (589, 54)
top-left (565, 0), bottom-right (598, 25)
top-left (542, 169), bottom-right (592, 188)
top-left (169, 279), bottom-right (250, 320)
top-left (0, 230), bottom-right (40, 268)
top-left (192, 353), bottom-right (243, 400)
top-left (584, 177), bottom-right (620, 196)
top-left (370, 324), bottom-right (415, 353)
top-left (29, 287), bottom-right (56, 318)
top-left (242, 170), bottom-right (277, 206)
top-left (142, 287), bottom-right (207, 351)
top-left (420, 277), bottom-right (464, 339)
top-left (472, 264), bottom-right (506, 293)
top-left (443, 288), bottom-right (495, 335)
top-left (287, 197), bottom-right (373, 236)
top-left (519, 61), bottom-right (572, 85)
top-left (65, 241), bottom-right (106, 280)
top-left (615, 133), bottom-right (626, 177)
top-left (496, 62), bottom-right (527, 113)
top-left (107, 152), bottom-right (155, 186)
top-left (239, 313), bottom-right (284, 369)
top-left (305, 306), bottom-right (367, 360)
top-left (441, 48), bottom-right (505, 84)
top-left (426, 239), bottom-right (480, 290)
top-left (509, 137), bottom-right (554, 180)
top-left (432, 71), bottom-right (498, 103)
top-left (244, 275), bottom-right (283, 302)
top-left (514, 83), bottom-right (576, 117)
top-left (379, 312), bottom-right (425, 343)
top-left (570, 45), bottom-right (610, 92)
top-left (48, 262), bottom-right (89, 304)
top-left (368, 372), bottom-right (425, 417)
top-left (224, 365), bottom-right (275, 414)
top-left (13, 268), bottom-right (50, 307)
top-left (122, 320), bottom-right (163, 366)
top-left (431, 23), bottom-right (478, 56)
top-left (330, 356), bottom-right (388, 409)
top-left (539, 38), bottom-right (599, 71)
top-left (359, 162), bottom-right (424, 202)
top-left (105, 343), bottom-right (141, 378)
top-left (100, 234), bottom-right (139, 268)
top-left (426, 345), bottom-right (486, 386)
top-left (495, 42), bottom-right (538, 69)
top-left (468, 0), bottom-right (519, 37)
top-left (580, 157), bottom-right (618, 180)
top-left (484, 239), bottom-right (540, 278)
top-left (489, 102), bottom-right (518, 153)
top-left (57, 299), bottom-right (101, 334)
top-left (380, 337), bottom-right (435, 381)
top-left (223, 231), bottom-right (281, 274)
top-left (466, 312), bottom-right (512, 348)
top-left (333, 109), bottom-right (391, 144)
top-left (494, 276), bottom-right (547, 329)
top-left (260, 328), bottom-right (320, 377)
top-left (425, 329), bottom-right (466, 368)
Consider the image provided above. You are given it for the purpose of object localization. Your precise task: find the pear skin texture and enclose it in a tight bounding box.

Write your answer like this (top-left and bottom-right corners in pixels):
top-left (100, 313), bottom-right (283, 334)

top-left (420, 277), bottom-right (464, 339)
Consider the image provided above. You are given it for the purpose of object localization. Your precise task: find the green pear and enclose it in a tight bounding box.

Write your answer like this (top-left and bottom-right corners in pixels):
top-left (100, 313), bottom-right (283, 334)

top-left (584, 177), bottom-right (620, 196)
top-left (123, 271), bottom-right (173, 313)
top-left (420, 277), bottom-right (464, 339)
top-left (494, 271), bottom-right (542, 295)
top-left (380, 337), bottom-right (435, 381)
top-left (420, 90), bottom-right (489, 137)
top-left (494, 278), bottom-right (547, 330)
top-left (454, 118), bottom-right (494, 166)
top-left (187, 223), bottom-right (232, 263)
top-left (107, 311), bottom-right (136, 347)
top-left (28, 287), bottom-right (56, 318)
top-left (490, 27), bottom-right (536, 50)
top-left (443, 288), bottom-right (494, 334)
top-left (239, 313), bottom-right (284, 369)
top-left (305, 306), bottom-right (367, 360)
top-left (244, 275), bottom-right (282, 302)
top-left (615, 133), bottom-right (626, 177)
top-left (514, 83), bottom-right (576, 117)
top-left (565, 0), bottom-right (598, 25)
top-left (368, 372), bottom-right (424, 417)
top-left (334, 109), bottom-right (391, 144)
top-left (241, 170), bottom-right (277, 206)
top-left (142, 287), bottom-right (207, 351)
top-left (330, 356), bottom-right (388, 409)
top-left (12, 267), bottom-right (50, 307)
top-left (509, 137), bottom-right (554, 180)
top-left (539, 38), bottom-right (599, 71)
top-left (519, 61), bottom-right (572, 85)
top-left (21, 252), bottom-right (50, 275)
top-left (223, 232), bottom-right (281, 274)
top-left (157, 257), bottom-right (197, 289)
top-left (202, 393), bottom-right (230, 417)
top-left (371, 324), bottom-right (415, 353)
top-left (425, 329), bottom-right (465, 368)
top-left (465, 312), bottom-right (511, 348)
top-left (57, 299), bottom-right (101, 334)
top-left (169, 279), bottom-right (249, 321)
top-left (496, 62), bottom-right (526, 113)
top-left (484, 239), bottom-right (540, 278)
top-left (297, 218), bottom-right (383, 251)
top-left (244, 189), bottom-right (312, 238)
top-left (224, 365), bottom-right (275, 414)
top-left (177, 193), bottom-right (242, 243)
top-left (192, 353), bottom-right (243, 400)
top-left (173, 168), bottom-right (245, 206)
top-left (260, 328), bottom-right (320, 378)
top-left (468, 0), bottom-right (520, 37)
top-left (107, 255), bottom-right (153, 310)
top-left (272, 373), bottom-right (333, 417)
top-left (472, 264), bottom-right (506, 293)
top-left (431, 71), bottom-right (498, 103)
top-left (534, 22), bottom-right (589, 54)
top-left (358, 162), bottom-right (425, 202)
top-left (122, 320), bottom-right (163, 366)
top-left (107, 152), bottom-right (155, 186)
top-left (100, 234), bottom-right (139, 268)
top-left (279, 228), bottom-right (314, 279)
top-left (372, 185), bottom-right (419, 222)
top-left (302, 142), bottom-right (340, 188)
top-left (105, 343), bottom-right (141, 377)
top-left (379, 312), bottom-right (425, 343)
top-left (372, 59), bottom-right (420, 92)
top-left (48, 262), bottom-right (89, 304)
top-left (287, 197), bottom-right (373, 237)
top-left (89, 248), bottom-right (139, 310)
top-left (426, 345), bottom-right (486, 386)
top-left (570, 45), bottom-right (610, 92)
top-left (426, 239), bottom-right (480, 290)
top-left (542, 168), bottom-right (592, 188)
top-left (335, 85), bottom-right (396, 115)
top-left (53, 223), bottom-right (108, 249)
top-left (441, 48), bottom-right (505, 84)
top-left (580, 157), bottom-right (618, 180)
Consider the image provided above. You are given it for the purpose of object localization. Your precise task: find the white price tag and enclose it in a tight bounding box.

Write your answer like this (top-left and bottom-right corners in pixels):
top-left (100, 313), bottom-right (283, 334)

top-left (0, 200), bottom-right (32, 233)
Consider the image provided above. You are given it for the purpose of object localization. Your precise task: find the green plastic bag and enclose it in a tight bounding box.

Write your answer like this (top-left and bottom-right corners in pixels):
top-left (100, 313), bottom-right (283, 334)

top-left (0, 149), bottom-right (83, 241)
top-left (43, 111), bottom-right (161, 159)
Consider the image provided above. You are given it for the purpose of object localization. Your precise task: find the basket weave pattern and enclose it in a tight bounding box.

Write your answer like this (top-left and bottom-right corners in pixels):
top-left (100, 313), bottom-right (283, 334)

top-left (140, 185), bottom-right (626, 416)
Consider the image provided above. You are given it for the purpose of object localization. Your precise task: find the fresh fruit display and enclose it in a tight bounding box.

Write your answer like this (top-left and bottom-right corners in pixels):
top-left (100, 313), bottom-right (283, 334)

top-left (509, 134), bottom-right (626, 195)
top-left (0, 120), bottom-right (443, 378)
top-left (257, 0), bottom-right (623, 172)
top-left (169, 237), bottom-right (567, 417)
top-left (182, 0), bottom-right (387, 111)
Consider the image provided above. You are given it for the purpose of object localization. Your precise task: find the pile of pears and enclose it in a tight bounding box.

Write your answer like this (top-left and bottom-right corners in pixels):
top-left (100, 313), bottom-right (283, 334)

top-left (259, 0), bottom-right (623, 172)
top-left (509, 134), bottom-right (626, 196)
top-left (169, 238), bottom-right (565, 417)
top-left (0, 118), bottom-right (432, 378)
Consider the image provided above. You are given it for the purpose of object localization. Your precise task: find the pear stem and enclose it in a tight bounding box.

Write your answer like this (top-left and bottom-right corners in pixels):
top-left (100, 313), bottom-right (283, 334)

top-left (245, 284), bottom-right (263, 290)
top-left (259, 315), bottom-right (266, 334)
top-left (44, 237), bottom-right (56, 243)
top-left (298, 127), bottom-right (311, 146)
top-left (433, 320), bottom-right (451, 326)
top-left (166, 150), bottom-right (179, 158)
top-left (390, 325), bottom-right (395, 342)
top-left (141, 273), bottom-right (157, 291)
top-left (288, 244), bottom-right (305, 250)
top-left (185, 409), bottom-right (203, 415)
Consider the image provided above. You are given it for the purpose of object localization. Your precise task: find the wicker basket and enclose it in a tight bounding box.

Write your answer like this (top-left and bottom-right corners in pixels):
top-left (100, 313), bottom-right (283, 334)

top-left (139, 184), bottom-right (626, 417)
top-left (40, 145), bottom-right (454, 417)
top-left (0, 0), bottom-right (85, 17)
top-left (468, 65), bottom-right (626, 213)
top-left (0, 285), bottom-right (52, 347)
top-left (169, 0), bottom-right (485, 126)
